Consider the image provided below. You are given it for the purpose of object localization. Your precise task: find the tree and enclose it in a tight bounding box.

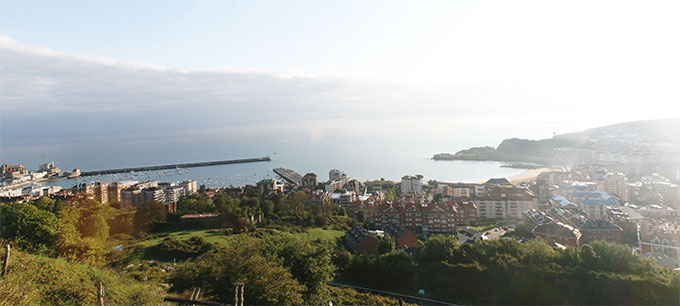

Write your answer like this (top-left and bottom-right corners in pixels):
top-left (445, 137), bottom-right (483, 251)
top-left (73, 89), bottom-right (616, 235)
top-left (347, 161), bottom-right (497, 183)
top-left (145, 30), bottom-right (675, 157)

top-left (133, 201), bottom-right (166, 233)
top-left (356, 210), bottom-right (366, 223)
top-left (233, 217), bottom-right (248, 233)
top-left (78, 214), bottom-right (110, 240)
top-left (263, 236), bottom-right (336, 304)
top-left (377, 234), bottom-right (395, 255)
top-left (55, 206), bottom-right (109, 265)
top-left (170, 237), bottom-right (305, 305)
top-left (31, 196), bottom-right (58, 213)
top-left (415, 235), bottom-right (458, 264)
top-left (0, 203), bottom-right (59, 253)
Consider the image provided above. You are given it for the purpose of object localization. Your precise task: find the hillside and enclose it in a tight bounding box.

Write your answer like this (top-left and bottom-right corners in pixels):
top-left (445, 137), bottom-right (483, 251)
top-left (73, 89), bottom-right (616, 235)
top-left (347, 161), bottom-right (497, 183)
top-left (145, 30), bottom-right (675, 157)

top-left (0, 248), bottom-right (165, 306)
top-left (434, 118), bottom-right (680, 166)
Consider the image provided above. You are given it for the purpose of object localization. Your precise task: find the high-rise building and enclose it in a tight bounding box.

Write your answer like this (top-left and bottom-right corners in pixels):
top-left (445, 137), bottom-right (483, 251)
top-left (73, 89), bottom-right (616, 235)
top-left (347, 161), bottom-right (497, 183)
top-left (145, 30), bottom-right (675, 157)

top-left (120, 188), bottom-right (142, 208)
top-left (401, 175), bottom-right (422, 195)
top-left (329, 169), bottom-right (346, 182)
top-left (93, 182), bottom-right (109, 204)
top-left (605, 172), bottom-right (628, 201)
top-left (180, 180), bottom-right (198, 195)
top-left (142, 187), bottom-right (165, 204)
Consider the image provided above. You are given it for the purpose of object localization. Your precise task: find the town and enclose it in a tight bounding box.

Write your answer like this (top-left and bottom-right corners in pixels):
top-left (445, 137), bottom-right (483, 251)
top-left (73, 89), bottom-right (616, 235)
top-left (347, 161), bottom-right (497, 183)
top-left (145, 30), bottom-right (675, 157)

top-left (3, 160), bottom-right (680, 268)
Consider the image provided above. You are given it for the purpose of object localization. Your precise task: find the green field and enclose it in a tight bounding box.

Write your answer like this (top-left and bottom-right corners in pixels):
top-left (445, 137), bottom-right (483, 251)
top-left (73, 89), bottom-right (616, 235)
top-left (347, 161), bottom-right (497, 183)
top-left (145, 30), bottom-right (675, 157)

top-left (139, 227), bottom-right (345, 248)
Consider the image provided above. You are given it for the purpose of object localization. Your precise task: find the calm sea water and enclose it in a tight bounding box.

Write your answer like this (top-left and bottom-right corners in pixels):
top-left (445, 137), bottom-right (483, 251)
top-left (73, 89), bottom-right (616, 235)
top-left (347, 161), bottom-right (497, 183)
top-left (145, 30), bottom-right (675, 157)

top-left (2, 133), bottom-right (528, 189)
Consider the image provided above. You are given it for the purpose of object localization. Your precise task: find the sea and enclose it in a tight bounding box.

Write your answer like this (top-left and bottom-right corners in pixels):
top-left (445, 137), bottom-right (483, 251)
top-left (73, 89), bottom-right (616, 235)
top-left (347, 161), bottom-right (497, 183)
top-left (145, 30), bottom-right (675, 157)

top-left (1, 130), bottom-right (546, 189)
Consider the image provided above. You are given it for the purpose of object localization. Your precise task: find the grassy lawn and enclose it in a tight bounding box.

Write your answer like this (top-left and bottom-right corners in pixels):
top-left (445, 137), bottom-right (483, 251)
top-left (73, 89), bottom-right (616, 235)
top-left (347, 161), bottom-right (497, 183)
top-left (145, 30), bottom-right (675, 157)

top-left (291, 228), bottom-right (345, 241)
top-left (138, 229), bottom-right (239, 247)
top-left (139, 227), bottom-right (345, 248)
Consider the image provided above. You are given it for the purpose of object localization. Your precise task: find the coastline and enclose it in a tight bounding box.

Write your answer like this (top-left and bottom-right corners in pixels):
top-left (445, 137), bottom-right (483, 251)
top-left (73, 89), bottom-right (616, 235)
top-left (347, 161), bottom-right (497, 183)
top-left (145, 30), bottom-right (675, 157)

top-left (508, 167), bottom-right (563, 185)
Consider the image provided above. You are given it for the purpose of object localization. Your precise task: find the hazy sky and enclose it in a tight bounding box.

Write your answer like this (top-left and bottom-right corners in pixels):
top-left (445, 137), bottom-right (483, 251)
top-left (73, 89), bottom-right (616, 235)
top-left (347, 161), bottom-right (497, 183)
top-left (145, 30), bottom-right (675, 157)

top-left (2, 0), bottom-right (680, 149)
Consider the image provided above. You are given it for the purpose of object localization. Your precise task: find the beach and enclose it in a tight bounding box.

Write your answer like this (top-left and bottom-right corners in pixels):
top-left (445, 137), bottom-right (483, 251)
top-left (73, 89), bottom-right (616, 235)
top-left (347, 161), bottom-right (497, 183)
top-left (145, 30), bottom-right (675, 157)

top-left (509, 167), bottom-right (563, 185)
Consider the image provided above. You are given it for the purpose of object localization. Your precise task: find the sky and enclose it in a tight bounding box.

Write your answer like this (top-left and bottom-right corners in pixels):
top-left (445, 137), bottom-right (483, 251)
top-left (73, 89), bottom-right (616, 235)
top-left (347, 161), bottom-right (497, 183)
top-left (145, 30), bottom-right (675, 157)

top-left (2, 0), bottom-right (680, 152)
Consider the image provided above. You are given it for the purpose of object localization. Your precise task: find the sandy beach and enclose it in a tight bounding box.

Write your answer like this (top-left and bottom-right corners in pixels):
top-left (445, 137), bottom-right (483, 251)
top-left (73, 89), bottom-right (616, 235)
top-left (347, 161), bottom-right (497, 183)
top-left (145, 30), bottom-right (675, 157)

top-left (508, 167), bottom-right (563, 185)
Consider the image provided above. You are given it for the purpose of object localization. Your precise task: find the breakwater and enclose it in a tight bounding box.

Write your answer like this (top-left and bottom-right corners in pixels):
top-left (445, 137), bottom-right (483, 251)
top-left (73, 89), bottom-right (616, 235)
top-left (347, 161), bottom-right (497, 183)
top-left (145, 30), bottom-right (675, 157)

top-left (273, 168), bottom-right (302, 185)
top-left (79, 156), bottom-right (271, 176)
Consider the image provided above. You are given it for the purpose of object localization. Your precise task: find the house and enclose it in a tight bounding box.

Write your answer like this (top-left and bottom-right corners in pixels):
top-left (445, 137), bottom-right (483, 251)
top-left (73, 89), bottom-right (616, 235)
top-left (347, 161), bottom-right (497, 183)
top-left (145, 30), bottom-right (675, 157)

top-left (532, 220), bottom-right (582, 247)
top-left (302, 173), bottom-right (318, 190)
top-left (458, 228), bottom-right (483, 245)
top-left (382, 221), bottom-right (418, 250)
top-left (580, 219), bottom-right (623, 243)
top-left (639, 230), bottom-right (680, 258)
top-left (345, 225), bottom-right (379, 254)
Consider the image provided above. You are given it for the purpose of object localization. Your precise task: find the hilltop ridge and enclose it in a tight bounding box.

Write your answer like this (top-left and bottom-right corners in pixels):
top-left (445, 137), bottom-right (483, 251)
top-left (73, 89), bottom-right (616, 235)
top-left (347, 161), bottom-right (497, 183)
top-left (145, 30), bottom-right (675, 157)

top-left (433, 118), bottom-right (680, 166)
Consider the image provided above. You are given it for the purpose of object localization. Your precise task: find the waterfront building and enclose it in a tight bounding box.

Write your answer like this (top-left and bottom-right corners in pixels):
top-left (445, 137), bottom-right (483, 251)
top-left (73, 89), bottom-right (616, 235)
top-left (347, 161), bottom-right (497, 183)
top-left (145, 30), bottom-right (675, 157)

top-left (1, 164), bottom-right (28, 177)
top-left (39, 162), bottom-right (61, 176)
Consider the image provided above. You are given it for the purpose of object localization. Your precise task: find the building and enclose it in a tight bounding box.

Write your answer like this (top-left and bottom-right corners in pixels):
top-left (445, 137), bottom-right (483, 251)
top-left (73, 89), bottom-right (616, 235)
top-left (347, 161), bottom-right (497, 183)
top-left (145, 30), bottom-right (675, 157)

top-left (120, 188), bottom-right (143, 208)
top-left (142, 187), bottom-right (165, 204)
top-left (93, 182), bottom-right (109, 204)
top-left (370, 200), bottom-right (474, 233)
top-left (401, 175), bottom-right (422, 195)
top-left (639, 230), bottom-right (680, 258)
top-left (302, 173), bottom-right (318, 190)
top-left (308, 190), bottom-right (332, 207)
top-left (325, 180), bottom-right (345, 193)
top-left (39, 162), bottom-right (61, 176)
top-left (256, 179), bottom-right (284, 195)
top-left (180, 180), bottom-right (198, 195)
top-left (485, 178), bottom-right (512, 187)
top-left (606, 205), bottom-right (643, 242)
top-left (1, 164), bottom-right (28, 177)
top-left (345, 225), bottom-right (379, 254)
top-left (475, 186), bottom-right (537, 219)
top-left (458, 228), bottom-right (483, 245)
top-left (580, 219), bottom-right (624, 243)
top-left (164, 185), bottom-right (186, 206)
top-left (604, 172), bottom-right (629, 201)
top-left (382, 222), bottom-right (418, 250)
top-left (329, 169), bottom-right (347, 182)
top-left (532, 220), bottom-right (582, 247)
top-left (107, 181), bottom-right (138, 203)
top-left (331, 191), bottom-right (356, 207)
